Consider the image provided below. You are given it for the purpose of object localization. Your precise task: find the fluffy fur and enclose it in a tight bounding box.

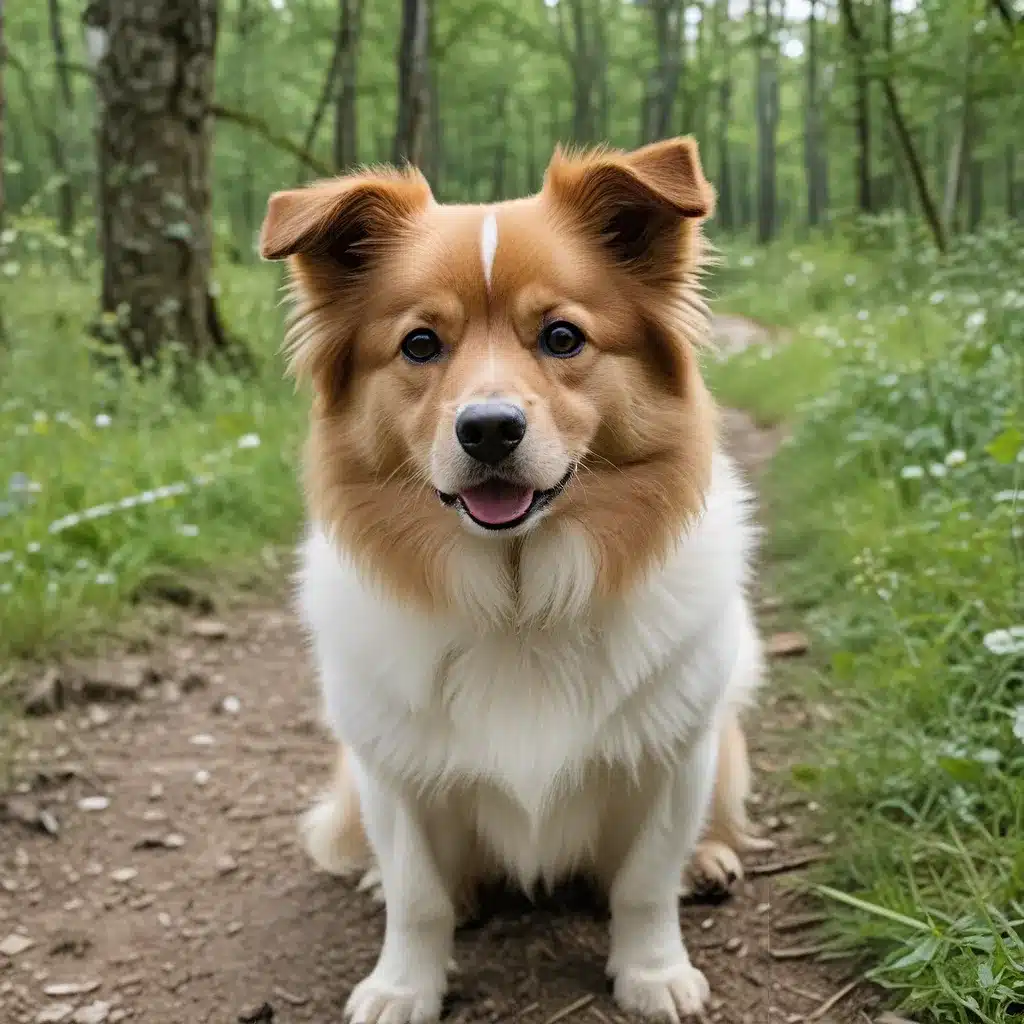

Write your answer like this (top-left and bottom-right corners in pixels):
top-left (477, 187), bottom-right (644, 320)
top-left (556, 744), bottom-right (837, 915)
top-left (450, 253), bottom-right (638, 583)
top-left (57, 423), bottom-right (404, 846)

top-left (261, 137), bottom-right (768, 1024)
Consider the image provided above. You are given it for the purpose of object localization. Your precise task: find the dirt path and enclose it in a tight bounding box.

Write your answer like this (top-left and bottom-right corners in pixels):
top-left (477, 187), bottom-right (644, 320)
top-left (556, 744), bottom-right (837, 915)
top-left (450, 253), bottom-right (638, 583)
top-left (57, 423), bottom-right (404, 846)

top-left (1, 317), bottom-right (880, 1024)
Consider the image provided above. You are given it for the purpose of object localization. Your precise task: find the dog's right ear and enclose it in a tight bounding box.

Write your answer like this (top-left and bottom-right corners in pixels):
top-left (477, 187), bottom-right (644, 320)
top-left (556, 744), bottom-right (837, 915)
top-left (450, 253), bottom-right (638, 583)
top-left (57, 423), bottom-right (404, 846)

top-left (260, 169), bottom-right (432, 387)
top-left (259, 167), bottom-right (432, 270)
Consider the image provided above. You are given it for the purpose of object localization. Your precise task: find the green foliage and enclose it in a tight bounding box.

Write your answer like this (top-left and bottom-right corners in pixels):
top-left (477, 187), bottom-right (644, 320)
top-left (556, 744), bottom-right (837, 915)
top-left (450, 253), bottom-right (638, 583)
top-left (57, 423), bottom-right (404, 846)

top-left (711, 223), bottom-right (1024, 1022)
top-left (0, 254), bottom-right (303, 659)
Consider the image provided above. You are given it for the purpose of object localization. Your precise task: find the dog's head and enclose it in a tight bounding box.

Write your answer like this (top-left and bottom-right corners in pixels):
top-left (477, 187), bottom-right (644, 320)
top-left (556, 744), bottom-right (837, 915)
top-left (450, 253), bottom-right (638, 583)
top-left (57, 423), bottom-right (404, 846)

top-left (262, 139), bottom-right (718, 613)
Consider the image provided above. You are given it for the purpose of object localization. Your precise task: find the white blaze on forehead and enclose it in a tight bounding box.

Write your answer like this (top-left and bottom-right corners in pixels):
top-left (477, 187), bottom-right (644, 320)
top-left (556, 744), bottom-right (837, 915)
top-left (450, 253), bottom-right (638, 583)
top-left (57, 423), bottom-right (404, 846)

top-left (480, 212), bottom-right (499, 292)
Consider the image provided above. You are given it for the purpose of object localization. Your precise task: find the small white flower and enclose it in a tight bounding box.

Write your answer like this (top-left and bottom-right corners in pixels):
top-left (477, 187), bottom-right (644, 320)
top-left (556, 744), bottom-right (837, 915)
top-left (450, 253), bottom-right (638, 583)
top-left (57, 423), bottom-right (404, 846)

top-left (900, 465), bottom-right (924, 480)
top-left (740, 255), bottom-right (756, 268)
top-left (929, 291), bottom-right (946, 305)
top-left (983, 627), bottom-right (1024, 656)
top-left (94, 571), bottom-right (116, 586)
top-left (1014, 705), bottom-right (1024, 743)
top-left (844, 274), bottom-right (857, 286)
top-left (47, 581), bottom-right (58, 595)
top-left (857, 310), bottom-right (869, 321)
top-left (944, 449), bottom-right (967, 467)
top-left (178, 524), bottom-right (199, 537)
top-left (0, 551), bottom-right (12, 564)
top-left (237, 433), bottom-right (261, 450)
top-left (0, 582), bottom-right (12, 595)
top-left (26, 542), bottom-right (41, 554)
top-left (75, 558), bottom-right (90, 570)
top-left (965, 310), bottom-right (987, 331)
top-left (994, 490), bottom-right (1019, 503)
top-left (928, 463), bottom-right (948, 478)
top-left (896, 305), bottom-right (909, 316)
top-left (94, 413), bottom-right (112, 428)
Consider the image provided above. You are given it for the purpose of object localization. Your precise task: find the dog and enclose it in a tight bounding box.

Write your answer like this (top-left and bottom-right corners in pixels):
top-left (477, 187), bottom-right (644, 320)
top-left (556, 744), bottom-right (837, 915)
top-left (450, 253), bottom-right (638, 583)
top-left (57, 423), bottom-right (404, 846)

top-left (259, 136), bottom-right (769, 1024)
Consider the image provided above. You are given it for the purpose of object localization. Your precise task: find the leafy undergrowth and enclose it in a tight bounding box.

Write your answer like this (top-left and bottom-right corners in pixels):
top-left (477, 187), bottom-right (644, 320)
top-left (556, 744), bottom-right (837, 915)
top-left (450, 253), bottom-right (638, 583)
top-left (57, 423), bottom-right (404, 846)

top-left (0, 221), bottom-right (303, 660)
top-left (710, 219), bottom-right (1024, 1022)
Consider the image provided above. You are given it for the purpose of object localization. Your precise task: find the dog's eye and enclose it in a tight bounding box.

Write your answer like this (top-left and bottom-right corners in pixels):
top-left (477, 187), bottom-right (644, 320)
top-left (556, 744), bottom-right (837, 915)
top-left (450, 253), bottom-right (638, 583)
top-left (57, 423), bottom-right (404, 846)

top-left (539, 321), bottom-right (585, 359)
top-left (401, 328), bottom-right (442, 364)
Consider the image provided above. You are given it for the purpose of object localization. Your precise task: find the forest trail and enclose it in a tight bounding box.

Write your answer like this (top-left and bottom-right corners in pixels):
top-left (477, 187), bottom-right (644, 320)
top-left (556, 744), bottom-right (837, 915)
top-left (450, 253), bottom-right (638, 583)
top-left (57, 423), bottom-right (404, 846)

top-left (1, 317), bottom-right (880, 1024)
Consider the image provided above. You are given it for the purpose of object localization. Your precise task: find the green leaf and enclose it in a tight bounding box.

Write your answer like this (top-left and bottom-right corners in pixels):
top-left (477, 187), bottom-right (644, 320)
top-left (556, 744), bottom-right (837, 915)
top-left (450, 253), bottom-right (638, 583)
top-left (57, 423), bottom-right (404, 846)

top-left (888, 934), bottom-right (941, 973)
top-left (986, 427), bottom-right (1023, 464)
top-left (938, 756), bottom-right (986, 784)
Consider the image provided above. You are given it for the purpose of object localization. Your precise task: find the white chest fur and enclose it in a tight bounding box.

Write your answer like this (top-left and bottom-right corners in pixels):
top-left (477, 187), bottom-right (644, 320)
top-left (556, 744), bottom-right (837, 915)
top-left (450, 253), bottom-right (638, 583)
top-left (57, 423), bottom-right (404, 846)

top-left (298, 452), bottom-right (756, 886)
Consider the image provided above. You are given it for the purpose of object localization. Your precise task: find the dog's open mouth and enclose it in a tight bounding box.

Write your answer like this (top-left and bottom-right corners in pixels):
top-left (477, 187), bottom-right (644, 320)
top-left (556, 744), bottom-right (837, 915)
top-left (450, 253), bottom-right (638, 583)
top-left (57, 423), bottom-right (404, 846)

top-left (438, 469), bottom-right (573, 530)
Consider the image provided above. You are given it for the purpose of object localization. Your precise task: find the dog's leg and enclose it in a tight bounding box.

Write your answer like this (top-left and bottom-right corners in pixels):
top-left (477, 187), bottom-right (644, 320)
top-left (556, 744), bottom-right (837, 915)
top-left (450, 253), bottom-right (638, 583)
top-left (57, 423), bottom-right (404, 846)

top-left (606, 729), bottom-right (718, 1022)
top-left (344, 760), bottom-right (456, 1024)
top-left (687, 710), bottom-right (774, 894)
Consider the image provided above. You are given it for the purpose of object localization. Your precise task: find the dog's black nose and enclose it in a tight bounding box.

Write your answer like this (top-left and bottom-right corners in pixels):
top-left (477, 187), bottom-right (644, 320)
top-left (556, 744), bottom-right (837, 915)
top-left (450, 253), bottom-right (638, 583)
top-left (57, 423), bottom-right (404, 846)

top-left (455, 402), bottom-right (527, 465)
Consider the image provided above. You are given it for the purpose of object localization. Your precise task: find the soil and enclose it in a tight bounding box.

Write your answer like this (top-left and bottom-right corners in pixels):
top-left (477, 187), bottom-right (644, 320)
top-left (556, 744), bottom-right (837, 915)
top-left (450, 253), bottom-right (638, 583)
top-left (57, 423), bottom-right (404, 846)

top-left (1, 318), bottom-right (884, 1024)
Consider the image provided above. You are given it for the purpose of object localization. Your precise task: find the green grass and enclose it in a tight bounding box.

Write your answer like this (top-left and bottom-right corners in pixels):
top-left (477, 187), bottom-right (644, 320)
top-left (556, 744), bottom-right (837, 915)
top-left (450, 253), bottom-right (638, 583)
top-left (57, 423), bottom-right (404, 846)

top-left (709, 219), bottom-right (1024, 1022)
top-left (1, 222), bottom-right (304, 660)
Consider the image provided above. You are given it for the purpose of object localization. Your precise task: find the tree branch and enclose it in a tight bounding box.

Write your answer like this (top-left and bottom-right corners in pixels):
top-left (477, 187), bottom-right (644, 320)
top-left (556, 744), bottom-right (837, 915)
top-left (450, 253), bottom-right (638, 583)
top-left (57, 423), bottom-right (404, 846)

top-left (838, 0), bottom-right (947, 252)
top-left (212, 103), bottom-right (333, 177)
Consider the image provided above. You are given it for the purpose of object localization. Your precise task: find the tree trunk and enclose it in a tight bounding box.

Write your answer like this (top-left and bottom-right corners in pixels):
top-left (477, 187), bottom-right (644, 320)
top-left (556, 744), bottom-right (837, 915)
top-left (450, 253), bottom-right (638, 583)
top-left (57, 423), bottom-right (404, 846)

top-left (423, 0), bottom-right (441, 190)
top-left (838, 0), bottom-right (946, 251)
top-left (47, 0), bottom-right (75, 235)
top-left (941, 49), bottom-right (972, 235)
top-left (298, 15), bottom-right (344, 181)
top-left (236, 0), bottom-right (256, 253)
top-left (87, 0), bottom-right (227, 365)
top-left (714, 0), bottom-right (733, 231)
top-left (393, 0), bottom-right (430, 165)
top-left (804, 0), bottom-right (821, 227)
top-left (755, 0), bottom-right (778, 244)
top-left (334, 0), bottom-right (361, 172)
top-left (646, 0), bottom-right (684, 142)
top-left (0, 0), bottom-right (5, 232)
top-left (843, 0), bottom-right (871, 213)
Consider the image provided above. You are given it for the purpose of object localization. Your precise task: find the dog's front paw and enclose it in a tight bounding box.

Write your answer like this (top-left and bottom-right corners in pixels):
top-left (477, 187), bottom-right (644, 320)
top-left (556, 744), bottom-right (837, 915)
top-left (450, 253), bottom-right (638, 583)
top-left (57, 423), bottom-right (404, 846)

top-left (613, 961), bottom-right (710, 1022)
top-left (345, 970), bottom-right (444, 1024)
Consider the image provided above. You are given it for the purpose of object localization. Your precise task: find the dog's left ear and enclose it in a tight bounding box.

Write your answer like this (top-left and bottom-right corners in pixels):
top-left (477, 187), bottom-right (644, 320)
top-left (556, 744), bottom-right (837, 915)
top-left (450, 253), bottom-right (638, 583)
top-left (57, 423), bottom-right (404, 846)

top-left (543, 137), bottom-right (714, 282)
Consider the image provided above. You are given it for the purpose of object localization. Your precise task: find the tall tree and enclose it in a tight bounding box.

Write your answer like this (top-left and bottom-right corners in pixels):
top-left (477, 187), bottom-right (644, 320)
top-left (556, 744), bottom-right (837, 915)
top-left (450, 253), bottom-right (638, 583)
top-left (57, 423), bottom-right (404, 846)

top-left (804, 0), bottom-right (825, 227)
top-left (555, 0), bottom-right (606, 144)
top-left (393, 0), bottom-right (430, 165)
top-left (47, 0), bottom-right (74, 235)
top-left (86, 0), bottom-right (228, 364)
top-left (644, 0), bottom-right (685, 143)
top-left (0, 0), bottom-right (5, 231)
top-left (842, 0), bottom-right (872, 213)
top-left (713, 0), bottom-right (734, 231)
top-left (755, 0), bottom-right (779, 243)
top-left (838, 0), bottom-right (946, 251)
top-left (333, 0), bottom-right (362, 171)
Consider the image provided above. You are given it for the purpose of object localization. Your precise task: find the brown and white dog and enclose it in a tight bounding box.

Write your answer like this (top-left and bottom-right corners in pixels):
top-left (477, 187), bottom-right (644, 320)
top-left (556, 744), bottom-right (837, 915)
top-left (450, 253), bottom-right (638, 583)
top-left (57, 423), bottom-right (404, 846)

top-left (259, 137), bottom-right (769, 1024)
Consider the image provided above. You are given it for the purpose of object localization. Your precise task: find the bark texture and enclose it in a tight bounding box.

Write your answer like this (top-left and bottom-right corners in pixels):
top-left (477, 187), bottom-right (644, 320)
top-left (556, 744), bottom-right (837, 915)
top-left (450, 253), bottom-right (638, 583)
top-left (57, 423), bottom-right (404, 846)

top-left (87, 0), bottom-right (225, 364)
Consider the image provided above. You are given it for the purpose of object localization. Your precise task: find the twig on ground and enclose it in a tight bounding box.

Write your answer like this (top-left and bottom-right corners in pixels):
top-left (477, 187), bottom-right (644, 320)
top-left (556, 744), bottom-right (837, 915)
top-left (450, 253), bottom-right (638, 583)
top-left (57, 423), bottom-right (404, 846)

top-left (807, 978), bottom-right (860, 1020)
top-left (774, 912), bottom-right (828, 932)
top-left (774, 979), bottom-right (824, 1003)
top-left (543, 995), bottom-right (595, 1024)
top-left (769, 943), bottom-right (830, 960)
top-left (749, 852), bottom-right (825, 876)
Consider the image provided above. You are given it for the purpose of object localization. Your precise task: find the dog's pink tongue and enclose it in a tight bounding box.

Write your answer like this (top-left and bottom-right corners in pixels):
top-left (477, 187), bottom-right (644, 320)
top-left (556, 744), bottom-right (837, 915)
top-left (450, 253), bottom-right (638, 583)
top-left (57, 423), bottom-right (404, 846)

top-left (459, 480), bottom-right (534, 525)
